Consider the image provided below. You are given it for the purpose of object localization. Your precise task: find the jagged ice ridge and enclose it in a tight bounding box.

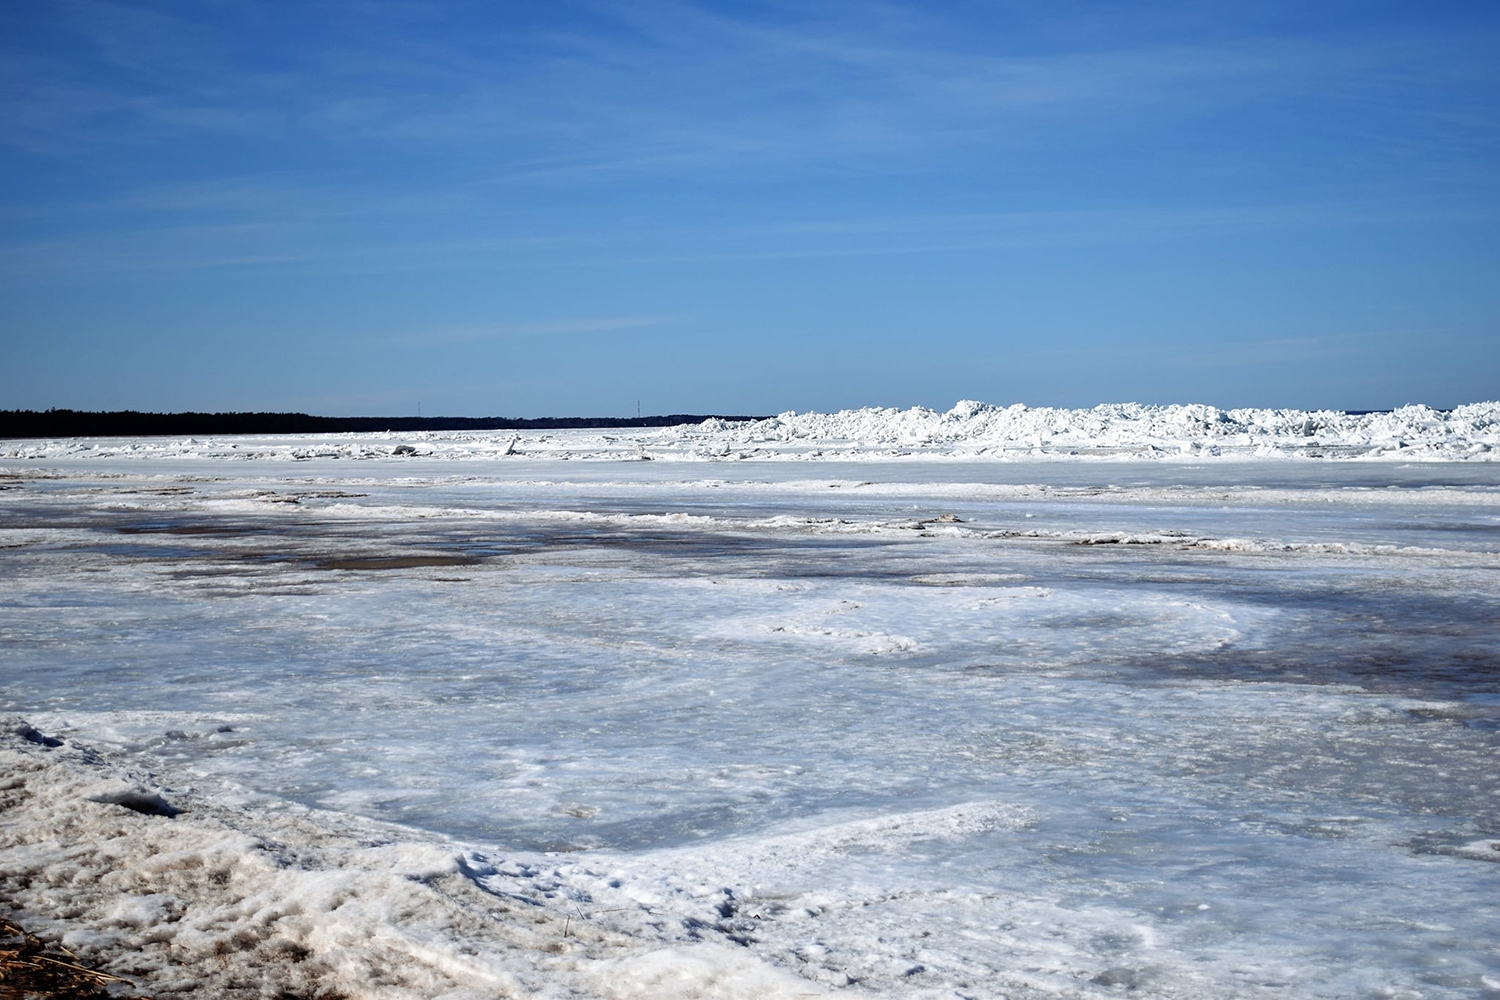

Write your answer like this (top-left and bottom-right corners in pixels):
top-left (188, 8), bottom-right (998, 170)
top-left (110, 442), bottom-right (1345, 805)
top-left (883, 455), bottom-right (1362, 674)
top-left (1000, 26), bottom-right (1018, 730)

top-left (4, 401), bottom-right (1498, 462)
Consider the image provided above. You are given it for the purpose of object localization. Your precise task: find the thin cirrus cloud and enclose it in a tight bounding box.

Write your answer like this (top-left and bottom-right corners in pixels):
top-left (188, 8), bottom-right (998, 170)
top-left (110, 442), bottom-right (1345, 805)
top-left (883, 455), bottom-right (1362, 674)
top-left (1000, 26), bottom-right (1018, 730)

top-left (392, 317), bottom-right (672, 349)
top-left (0, 193), bottom-right (1480, 283)
top-left (8, 0), bottom-right (1489, 174)
top-left (4, 2), bottom-right (1494, 203)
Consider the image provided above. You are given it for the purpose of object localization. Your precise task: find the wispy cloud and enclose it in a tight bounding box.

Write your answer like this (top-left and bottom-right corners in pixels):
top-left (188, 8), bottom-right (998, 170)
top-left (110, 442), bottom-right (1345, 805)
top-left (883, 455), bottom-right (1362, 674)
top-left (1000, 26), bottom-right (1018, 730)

top-left (7, 0), bottom-right (1495, 179)
top-left (390, 317), bottom-right (671, 348)
top-left (2, 189), bottom-right (1490, 282)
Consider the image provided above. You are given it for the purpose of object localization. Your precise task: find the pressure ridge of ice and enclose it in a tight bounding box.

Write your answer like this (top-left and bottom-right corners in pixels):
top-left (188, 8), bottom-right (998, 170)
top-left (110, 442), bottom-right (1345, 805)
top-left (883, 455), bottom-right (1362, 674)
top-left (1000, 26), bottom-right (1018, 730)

top-left (5, 399), bottom-right (1499, 461)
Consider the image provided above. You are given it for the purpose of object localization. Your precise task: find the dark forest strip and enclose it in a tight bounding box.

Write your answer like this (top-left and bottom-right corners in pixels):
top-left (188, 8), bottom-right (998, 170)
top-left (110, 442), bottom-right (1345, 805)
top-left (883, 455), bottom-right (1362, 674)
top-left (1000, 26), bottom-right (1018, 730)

top-left (0, 411), bottom-right (770, 439)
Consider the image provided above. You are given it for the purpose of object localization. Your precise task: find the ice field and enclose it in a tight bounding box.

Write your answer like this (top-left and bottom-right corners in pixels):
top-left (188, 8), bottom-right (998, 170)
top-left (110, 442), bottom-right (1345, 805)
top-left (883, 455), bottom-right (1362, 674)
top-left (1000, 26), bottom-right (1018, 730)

top-left (2, 413), bottom-right (1499, 998)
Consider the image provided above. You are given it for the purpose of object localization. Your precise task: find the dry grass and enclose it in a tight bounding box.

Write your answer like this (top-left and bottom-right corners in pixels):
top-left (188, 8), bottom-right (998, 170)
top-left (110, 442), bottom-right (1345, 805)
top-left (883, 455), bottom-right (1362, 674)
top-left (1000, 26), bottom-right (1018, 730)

top-left (0, 917), bottom-right (148, 999)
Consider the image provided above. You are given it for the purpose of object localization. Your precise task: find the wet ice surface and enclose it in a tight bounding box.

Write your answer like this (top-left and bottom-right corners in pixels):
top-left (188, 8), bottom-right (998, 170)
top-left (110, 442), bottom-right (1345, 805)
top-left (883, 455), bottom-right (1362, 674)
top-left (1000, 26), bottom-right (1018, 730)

top-left (3, 454), bottom-right (1500, 997)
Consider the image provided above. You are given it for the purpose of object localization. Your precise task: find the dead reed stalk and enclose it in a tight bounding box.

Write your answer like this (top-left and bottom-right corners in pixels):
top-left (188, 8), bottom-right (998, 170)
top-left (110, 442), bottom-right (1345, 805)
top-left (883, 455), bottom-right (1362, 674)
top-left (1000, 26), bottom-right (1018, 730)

top-left (0, 917), bottom-right (149, 999)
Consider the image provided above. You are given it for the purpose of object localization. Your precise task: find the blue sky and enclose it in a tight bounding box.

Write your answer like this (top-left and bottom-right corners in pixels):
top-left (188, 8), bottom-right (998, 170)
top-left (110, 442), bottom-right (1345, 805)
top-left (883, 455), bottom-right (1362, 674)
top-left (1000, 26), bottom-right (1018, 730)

top-left (3, 1), bottom-right (1497, 416)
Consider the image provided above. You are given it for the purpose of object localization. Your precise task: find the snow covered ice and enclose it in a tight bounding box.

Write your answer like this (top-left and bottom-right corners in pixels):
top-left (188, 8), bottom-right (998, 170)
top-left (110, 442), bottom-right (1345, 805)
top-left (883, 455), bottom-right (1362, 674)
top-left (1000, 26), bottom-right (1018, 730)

top-left (2, 403), bottom-right (1499, 998)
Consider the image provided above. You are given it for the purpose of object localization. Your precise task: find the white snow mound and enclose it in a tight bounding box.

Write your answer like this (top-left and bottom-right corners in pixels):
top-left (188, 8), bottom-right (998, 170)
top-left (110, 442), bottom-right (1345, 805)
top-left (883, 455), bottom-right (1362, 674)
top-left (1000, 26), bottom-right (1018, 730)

top-left (4, 400), bottom-right (1497, 462)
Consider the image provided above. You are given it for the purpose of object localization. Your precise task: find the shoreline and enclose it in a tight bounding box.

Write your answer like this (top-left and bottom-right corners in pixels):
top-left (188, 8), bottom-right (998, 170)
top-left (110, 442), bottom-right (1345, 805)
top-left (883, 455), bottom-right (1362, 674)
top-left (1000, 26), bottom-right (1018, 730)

top-left (0, 721), bottom-right (823, 1000)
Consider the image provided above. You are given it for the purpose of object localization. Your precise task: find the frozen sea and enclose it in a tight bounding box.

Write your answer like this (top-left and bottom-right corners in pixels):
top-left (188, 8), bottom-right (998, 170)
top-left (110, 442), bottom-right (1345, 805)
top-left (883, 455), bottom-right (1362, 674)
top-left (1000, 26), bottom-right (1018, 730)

top-left (3, 422), bottom-right (1500, 998)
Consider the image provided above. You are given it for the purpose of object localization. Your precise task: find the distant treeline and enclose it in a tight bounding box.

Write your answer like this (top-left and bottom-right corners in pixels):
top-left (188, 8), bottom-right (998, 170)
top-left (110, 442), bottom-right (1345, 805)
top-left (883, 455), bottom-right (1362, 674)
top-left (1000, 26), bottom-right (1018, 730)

top-left (0, 409), bottom-right (772, 439)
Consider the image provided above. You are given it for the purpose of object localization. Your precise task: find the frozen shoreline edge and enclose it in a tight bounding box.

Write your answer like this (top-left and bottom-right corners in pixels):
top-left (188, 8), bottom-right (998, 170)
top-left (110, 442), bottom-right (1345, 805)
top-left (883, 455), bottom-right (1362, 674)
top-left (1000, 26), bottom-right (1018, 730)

top-left (0, 720), bottom-right (827, 1000)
